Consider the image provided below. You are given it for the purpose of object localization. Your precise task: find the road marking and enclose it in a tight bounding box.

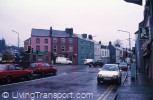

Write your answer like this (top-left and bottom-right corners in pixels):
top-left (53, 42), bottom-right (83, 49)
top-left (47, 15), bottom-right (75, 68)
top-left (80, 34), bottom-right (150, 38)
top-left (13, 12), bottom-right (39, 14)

top-left (98, 85), bottom-right (116, 100)
top-left (103, 85), bottom-right (116, 100)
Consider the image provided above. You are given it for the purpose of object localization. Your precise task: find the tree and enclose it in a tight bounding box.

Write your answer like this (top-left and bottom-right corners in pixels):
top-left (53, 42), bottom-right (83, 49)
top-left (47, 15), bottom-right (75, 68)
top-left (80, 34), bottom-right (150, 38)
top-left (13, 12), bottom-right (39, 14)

top-left (113, 39), bottom-right (123, 47)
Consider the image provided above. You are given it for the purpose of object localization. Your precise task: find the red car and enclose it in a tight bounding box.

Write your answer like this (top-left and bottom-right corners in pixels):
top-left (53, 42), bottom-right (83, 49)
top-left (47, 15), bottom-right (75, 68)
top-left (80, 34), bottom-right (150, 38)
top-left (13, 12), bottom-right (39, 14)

top-left (0, 64), bottom-right (33, 83)
top-left (29, 63), bottom-right (57, 76)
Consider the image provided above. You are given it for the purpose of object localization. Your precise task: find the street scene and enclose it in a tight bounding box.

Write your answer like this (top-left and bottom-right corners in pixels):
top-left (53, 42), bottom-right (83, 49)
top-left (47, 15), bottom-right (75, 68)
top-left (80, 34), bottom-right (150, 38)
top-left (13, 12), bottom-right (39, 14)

top-left (0, 0), bottom-right (153, 100)
top-left (0, 65), bottom-right (128, 100)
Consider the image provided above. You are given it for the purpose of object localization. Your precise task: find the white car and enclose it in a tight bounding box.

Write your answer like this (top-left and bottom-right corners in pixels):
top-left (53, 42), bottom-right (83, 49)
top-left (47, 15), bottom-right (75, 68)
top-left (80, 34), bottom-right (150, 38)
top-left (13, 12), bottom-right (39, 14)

top-left (97, 64), bottom-right (122, 84)
top-left (84, 59), bottom-right (93, 65)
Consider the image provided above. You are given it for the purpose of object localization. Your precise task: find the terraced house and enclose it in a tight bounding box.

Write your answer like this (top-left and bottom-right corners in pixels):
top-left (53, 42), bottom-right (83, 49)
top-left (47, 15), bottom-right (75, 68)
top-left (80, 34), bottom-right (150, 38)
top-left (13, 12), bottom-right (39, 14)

top-left (24, 27), bottom-right (95, 65)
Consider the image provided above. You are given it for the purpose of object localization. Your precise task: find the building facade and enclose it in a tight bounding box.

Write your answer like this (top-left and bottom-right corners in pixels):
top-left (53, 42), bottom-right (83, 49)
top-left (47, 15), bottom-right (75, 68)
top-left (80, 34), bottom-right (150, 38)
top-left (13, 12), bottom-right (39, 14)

top-left (126, 0), bottom-right (153, 79)
top-left (76, 34), bottom-right (94, 64)
top-left (51, 28), bottom-right (78, 64)
top-left (24, 27), bottom-right (104, 65)
top-left (31, 28), bottom-right (52, 63)
top-left (94, 41), bottom-right (101, 61)
top-left (108, 41), bottom-right (128, 63)
top-left (101, 45), bottom-right (110, 64)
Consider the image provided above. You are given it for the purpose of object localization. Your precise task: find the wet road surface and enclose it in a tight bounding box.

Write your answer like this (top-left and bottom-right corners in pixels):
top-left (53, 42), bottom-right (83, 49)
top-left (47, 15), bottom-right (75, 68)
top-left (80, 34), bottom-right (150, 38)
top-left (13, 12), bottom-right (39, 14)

top-left (0, 65), bottom-right (127, 100)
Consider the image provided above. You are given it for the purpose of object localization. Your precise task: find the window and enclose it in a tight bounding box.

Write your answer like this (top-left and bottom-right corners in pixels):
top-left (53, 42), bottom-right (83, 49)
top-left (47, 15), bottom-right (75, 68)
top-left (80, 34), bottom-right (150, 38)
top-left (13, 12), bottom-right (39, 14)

top-left (36, 38), bottom-right (40, 43)
top-left (53, 38), bottom-right (57, 43)
top-left (36, 46), bottom-right (40, 51)
top-left (61, 45), bottom-right (65, 52)
top-left (69, 45), bottom-right (73, 52)
top-left (69, 38), bottom-right (73, 43)
top-left (61, 38), bottom-right (65, 43)
top-left (0, 65), bottom-right (6, 70)
top-left (42, 64), bottom-right (46, 68)
top-left (9, 65), bottom-right (15, 70)
top-left (53, 45), bottom-right (57, 52)
top-left (30, 63), bottom-right (38, 68)
top-left (46, 57), bottom-right (49, 62)
top-left (15, 66), bottom-right (22, 70)
top-left (102, 51), bottom-right (104, 56)
top-left (44, 46), bottom-right (48, 52)
top-left (81, 41), bottom-right (84, 45)
top-left (44, 39), bottom-right (48, 44)
top-left (81, 47), bottom-right (84, 52)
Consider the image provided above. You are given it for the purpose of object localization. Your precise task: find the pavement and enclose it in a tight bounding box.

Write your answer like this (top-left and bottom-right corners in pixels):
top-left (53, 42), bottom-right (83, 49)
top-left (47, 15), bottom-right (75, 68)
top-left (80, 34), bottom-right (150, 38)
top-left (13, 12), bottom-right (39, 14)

top-left (116, 71), bottom-right (153, 100)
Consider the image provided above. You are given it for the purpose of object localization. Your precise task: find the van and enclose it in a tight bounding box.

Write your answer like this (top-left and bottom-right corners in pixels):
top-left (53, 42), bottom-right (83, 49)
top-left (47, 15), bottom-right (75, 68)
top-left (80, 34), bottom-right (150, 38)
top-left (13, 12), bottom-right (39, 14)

top-left (84, 59), bottom-right (94, 65)
top-left (56, 57), bottom-right (72, 64)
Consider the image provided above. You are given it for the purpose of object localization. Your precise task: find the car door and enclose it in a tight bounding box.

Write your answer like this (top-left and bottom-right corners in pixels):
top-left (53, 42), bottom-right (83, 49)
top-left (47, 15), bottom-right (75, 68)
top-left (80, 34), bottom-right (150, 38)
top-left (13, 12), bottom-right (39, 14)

top-left (8, 64), bottom-right (17, 78)
top-left (42, 63), bottom-right (48, 73)
top-left (15, 65), bottom-right (24, 77)
top-left (46, 63), bottom-right (52, 73)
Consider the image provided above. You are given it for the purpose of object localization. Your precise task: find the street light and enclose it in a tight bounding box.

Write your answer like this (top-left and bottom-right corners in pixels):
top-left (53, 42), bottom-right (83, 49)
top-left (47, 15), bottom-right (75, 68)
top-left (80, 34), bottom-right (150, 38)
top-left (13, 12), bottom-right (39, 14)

top-left (12, 30), bottom-right (19, 50)
top-left (117, 30), bottom-right (131, 51)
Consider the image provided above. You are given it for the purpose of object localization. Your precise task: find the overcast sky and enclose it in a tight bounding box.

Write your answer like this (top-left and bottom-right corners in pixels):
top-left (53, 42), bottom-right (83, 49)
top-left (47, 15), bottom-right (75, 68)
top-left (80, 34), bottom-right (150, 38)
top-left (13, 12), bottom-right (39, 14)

top-left (0, 0), bottom-right (144, 48)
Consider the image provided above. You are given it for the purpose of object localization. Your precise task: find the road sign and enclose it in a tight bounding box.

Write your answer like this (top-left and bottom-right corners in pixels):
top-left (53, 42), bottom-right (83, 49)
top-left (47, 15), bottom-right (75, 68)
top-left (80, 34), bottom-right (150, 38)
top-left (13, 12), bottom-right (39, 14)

top-left (139, 27), bottom-right (149, 40)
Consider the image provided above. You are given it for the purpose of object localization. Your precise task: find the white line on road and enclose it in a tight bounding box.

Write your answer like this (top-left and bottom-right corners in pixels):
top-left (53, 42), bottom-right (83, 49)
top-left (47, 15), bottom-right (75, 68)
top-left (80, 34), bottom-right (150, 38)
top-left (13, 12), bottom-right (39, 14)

top-left (97, 85), bottom-right (116, 100)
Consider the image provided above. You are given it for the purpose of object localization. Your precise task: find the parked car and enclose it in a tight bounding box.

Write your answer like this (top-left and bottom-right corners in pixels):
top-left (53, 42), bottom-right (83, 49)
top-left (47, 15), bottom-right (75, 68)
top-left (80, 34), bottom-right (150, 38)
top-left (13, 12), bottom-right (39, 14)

top-left (89, 59), bottom-right (103, 67)
top-left (29, 63), bottom-right (57, 77)
top-left (56, 57), bottom-right (72, 64)
top-left (119, 62), bottom-right (128, 71)
top-left (84, 59), bottom-right (94, 65)
top-left (0, 64), bottom-right (33, 83)
top-left (97, 64), bottom-right (122, 84)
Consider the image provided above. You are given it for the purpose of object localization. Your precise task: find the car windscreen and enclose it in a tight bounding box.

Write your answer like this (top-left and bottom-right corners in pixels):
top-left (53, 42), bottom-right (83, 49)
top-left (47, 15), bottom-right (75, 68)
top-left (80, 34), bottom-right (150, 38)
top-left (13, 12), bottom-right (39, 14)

top-left (102, 65), bottom-right (119, 71)
top-left (0, 65), bottom-right (7, 70)
top-left (119, 62), bottom-right (127, 66)
top-left (30, 63), bottom-right (38, 68)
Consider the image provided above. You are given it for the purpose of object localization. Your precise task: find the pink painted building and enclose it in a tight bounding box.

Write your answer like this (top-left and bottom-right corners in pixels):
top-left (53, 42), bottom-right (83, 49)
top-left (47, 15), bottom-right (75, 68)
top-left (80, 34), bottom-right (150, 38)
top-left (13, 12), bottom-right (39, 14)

top-left (29, 27), bottom-right (78, 64)
top-left (30, 28), bottom-right (52, 63)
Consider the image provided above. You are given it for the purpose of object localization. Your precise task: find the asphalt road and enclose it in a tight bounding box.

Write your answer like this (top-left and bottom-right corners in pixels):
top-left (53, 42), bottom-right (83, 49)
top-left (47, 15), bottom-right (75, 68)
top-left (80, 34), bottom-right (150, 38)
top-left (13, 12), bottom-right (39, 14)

top-left (0, 65), bottom-right (127, 100)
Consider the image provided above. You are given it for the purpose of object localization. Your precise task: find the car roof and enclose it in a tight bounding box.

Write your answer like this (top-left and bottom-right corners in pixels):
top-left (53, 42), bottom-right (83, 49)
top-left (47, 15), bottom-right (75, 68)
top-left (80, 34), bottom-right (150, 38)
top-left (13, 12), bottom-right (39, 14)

top-left (104, 64), bottom-right (118, 66)
top-left (0, 64), bottom-right (12, 66)
top-left (31, 62), bottom-right (51, 65)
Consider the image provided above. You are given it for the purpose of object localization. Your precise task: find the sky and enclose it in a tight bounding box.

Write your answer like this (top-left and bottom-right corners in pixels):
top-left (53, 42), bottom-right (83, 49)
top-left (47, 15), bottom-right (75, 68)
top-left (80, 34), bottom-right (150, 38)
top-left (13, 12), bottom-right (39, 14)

top-left (0, 0), bottom-right (144, 48)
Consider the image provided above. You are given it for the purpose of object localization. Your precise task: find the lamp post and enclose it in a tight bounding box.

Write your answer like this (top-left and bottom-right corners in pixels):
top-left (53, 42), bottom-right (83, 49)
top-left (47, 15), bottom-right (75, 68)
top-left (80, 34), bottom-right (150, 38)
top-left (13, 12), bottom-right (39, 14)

top-left (12, 30), bottom-right (19, 50)
top-left (118, 30), bottom-right (131, 51)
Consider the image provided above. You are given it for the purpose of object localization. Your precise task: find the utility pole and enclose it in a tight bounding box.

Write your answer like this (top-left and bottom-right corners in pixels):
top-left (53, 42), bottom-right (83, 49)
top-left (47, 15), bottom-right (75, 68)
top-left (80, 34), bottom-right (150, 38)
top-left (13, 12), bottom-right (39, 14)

top-left (12, 30), bottom-right (19, 50)
top-left (118, 30), bottom-right (131, 51)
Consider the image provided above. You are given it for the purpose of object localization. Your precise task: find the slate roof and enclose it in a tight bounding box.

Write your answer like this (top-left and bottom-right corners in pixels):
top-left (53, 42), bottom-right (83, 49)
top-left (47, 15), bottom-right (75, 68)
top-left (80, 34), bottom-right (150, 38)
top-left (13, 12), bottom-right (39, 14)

top-left (75, 34), bottom-right (94, 42)
top-left (52, 30), bottom-right (76, 37)
top-left (31, 28), bottom-right (76, 37)
top-left (31, 28), bottom-right (50, 37)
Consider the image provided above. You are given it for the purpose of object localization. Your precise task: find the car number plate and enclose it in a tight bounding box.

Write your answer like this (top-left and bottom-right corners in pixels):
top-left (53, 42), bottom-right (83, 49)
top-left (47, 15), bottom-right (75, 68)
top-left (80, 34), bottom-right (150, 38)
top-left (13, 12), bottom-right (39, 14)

top-left (104, 77), bottom-right (111, 80)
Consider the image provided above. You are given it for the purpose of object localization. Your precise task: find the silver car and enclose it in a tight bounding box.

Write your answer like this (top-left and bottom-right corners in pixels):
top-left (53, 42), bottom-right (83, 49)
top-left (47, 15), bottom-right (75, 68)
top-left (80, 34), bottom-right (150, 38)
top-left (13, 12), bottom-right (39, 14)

top-left (97, 64), bottom-right (122, 84)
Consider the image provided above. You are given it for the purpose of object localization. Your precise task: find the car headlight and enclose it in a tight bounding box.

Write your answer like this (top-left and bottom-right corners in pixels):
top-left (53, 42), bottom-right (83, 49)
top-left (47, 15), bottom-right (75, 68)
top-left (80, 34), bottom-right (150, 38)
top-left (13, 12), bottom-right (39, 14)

top-left (98, 74), bottom-right (103, 77)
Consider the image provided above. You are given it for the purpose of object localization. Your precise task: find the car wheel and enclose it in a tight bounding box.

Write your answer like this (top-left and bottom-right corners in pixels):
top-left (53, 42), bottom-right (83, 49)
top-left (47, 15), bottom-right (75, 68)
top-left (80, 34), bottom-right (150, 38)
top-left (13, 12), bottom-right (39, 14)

top-left (6, 76), bottom-right (12, 83)
top-left (26, 74), bottom-right (32, 80)
top-left (117, 77), bottom-right (121, 85)
top-left (53, 72), bottom-right (56, 76)
top-left (97, 79), bottom-right (101, 84)
top-left (41, 72), bottom-right (45, 77)
top-left (94, 64), bottom-right (97, 67)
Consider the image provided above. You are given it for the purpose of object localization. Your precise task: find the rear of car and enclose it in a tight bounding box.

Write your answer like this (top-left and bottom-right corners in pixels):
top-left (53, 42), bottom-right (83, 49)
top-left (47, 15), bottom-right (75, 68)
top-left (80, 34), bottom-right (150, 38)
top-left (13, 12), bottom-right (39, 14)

top-left (89, 59), bottom-right (103, 67)
top-left (119, 62), bottom-right (128, 71)
top-left (0, 64), bottom-right (8, 81)
top-left (29, 63), bottom-right (57, 76)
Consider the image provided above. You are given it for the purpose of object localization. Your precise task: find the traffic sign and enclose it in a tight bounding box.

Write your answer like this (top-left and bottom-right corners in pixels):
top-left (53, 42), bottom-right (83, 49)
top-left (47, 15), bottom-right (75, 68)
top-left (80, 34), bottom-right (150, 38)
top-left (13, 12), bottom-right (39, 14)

top-left (139, 27), bottom-right (149, 40)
